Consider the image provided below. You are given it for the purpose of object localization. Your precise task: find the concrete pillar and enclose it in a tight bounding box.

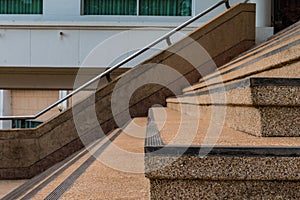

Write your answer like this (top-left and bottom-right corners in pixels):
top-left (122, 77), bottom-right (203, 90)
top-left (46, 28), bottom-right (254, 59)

top-left (0, 90), bottom-right (12, 129)
top-left (250, 0), bottom-right (272, 27)
top-left (249, 0), bottom-right (273, 43)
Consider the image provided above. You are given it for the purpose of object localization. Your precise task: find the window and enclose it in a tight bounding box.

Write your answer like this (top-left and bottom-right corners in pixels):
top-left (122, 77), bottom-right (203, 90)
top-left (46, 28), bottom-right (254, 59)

top-left (139, 0), bottom-right (191, 16)
top-left (83, 0), bottom-right (192, 16)
top-left (84, 0), bottom-right (137, 15)
top-left (0, 0), bottom-right (43, 14)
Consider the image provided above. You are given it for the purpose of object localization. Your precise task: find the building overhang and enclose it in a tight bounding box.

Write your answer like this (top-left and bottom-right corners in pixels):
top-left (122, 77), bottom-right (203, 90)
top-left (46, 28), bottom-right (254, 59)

top-left (0, 67), bottom-right (129, 90)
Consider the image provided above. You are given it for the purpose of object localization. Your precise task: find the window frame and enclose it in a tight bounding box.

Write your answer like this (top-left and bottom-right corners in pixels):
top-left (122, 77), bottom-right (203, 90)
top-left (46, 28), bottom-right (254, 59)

top-left (81, 0), bottom-right (194, 17)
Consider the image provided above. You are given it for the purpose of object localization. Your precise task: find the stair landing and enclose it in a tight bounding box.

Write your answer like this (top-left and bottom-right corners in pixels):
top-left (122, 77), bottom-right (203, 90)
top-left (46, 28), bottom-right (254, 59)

top-left (148, 107), bottom-right (300, 146)
top-left (0, 180), bottom-right (27, 198)
top-left (2, 118), bottom-right (150, 200)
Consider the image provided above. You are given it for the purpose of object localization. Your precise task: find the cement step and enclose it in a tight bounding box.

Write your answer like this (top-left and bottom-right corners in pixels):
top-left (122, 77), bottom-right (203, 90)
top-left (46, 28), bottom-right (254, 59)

top-left (2, 118), bottom-right (150, 200)
top-left (218, 20), bottom-right (300, 71)
top-left (145, 107), bottom-right (300, 199)
top-left (183, 22), bottom-right (300, 94)
top-left (167, 77), bottom-right (300, 137)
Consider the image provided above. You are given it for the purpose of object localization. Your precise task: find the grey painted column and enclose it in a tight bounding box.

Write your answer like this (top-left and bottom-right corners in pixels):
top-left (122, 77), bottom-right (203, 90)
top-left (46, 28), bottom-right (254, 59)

top-left (250, 0), bottom-right (272, 27)
top-left (249, 0), bottom-right (273, 43)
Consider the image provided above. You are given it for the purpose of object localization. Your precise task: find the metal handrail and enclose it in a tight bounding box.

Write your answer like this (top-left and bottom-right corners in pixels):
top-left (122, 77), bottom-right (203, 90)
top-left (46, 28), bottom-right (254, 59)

top-left (0, 0), bottom-right (230, 121)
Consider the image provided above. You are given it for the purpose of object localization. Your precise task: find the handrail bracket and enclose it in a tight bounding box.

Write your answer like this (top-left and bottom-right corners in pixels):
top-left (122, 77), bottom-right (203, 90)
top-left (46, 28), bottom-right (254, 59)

top-left (225, 0), bottom-right (231, 9)
top-left (166, 37), bottom-right (172, 46)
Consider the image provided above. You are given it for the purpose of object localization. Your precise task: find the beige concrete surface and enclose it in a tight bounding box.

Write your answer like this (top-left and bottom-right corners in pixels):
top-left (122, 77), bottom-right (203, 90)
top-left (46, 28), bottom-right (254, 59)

top-left (11, 90), bottom-right (60, 121)
top-left (151, 107), bottom-right (300, 145)
top-left (149, 179), bottom-right (300, 200)
top-left (3, 118), bottom-right (149, 199)
top-left (146, 108), bottom-right (300, 199)
top-left (169, 83), bottom-right (300, 106)
top-left (183, 28), bottom-right (300, 94)
top-left (184, 44), bottom-right (300, 94)
top-left (60, 118), bottom-right (150, 200)
top-left (0, 180), bottom-right (27, 198)
top-left (167, 80), bottom-right (300, 137)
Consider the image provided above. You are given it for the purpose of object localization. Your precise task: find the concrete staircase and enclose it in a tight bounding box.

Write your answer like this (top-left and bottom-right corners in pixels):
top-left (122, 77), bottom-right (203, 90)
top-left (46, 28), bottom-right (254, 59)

top-left (166, 19), bottom-right (300, 137)
top-left (145, 19), bottom-right (300, 199)
top-left (0, 3), bottom-right (255, 179)
top-left (1, 3), bottom-right (300, 199)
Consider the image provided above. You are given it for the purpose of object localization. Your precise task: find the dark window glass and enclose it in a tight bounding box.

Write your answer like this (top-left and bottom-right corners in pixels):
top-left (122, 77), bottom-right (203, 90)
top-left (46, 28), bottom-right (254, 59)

top-left (83, 0), bottom-right (192, 16)
top-left (0, 0), bottom-right (43, 14)
top-left (84, 0), bottom-right (137, 15)
top-left (139, 0), bottom-right (192, 16)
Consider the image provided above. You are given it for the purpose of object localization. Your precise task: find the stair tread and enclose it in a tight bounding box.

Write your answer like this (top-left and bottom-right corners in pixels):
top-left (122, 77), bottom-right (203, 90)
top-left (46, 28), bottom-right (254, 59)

top-left (148, 107), bottom-right (300, 147)
top-left (218, 21), bottom-right (300, 71)
top-left (167, 77), bottom-right (300, 107)
top-left (183, 24), bottom-right (300, 93)
top-left (60, 118), bottom-right (149, 200)
top-left (184, 43), bottom-right (300, 93)
top-left (21, 142), bottom-right (100, 199)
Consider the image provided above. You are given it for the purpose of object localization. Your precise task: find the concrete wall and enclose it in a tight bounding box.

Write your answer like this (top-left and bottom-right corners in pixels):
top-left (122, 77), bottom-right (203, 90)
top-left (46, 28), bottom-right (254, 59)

top-left (0, 0), bottom-right (195, 69)
top-left (0, 0), bottom-right (261, 70)
top-left (0, 89), bottom-right (60, 128)
top-left (0, 28), bottom-right (178, 68)
top-left (0, 0), bottom-right (273, 70)
top-left (0, 0), bottom-right (204, 22)
top-left (43, 0), bottom-right (81, 19)
top-left (194, 0), bottom-right (244, 21)
top-left (11, 90), bottom-right (60, 121)
top-left (0, 0), bottom-right (254, 24)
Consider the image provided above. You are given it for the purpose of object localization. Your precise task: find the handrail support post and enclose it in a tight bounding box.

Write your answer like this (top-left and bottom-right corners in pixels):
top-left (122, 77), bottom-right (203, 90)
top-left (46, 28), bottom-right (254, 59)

top-left (225, 0), bottom-right (231, 9)
top-left (166, 37), bottom-right (172, 46)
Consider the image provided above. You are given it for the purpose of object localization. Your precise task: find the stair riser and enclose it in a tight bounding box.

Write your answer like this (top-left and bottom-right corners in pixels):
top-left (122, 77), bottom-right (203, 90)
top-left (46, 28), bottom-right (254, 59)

top-left (149, 179), bottom-right (300, 200)
top-left (146, 155), bottom-right (300, 199)
top-left (185, 60), bottom-right (300, 95)
top-left (168, 78), bottom-right (300, 137)
top-left (211, 25), bottom-right (300, 73)
top-left (167, 103), bottom-right (300, 137)
top-left (146, 102), bottom-right (300, 199)
top-left (183, 44), bottom-right (300, 94)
